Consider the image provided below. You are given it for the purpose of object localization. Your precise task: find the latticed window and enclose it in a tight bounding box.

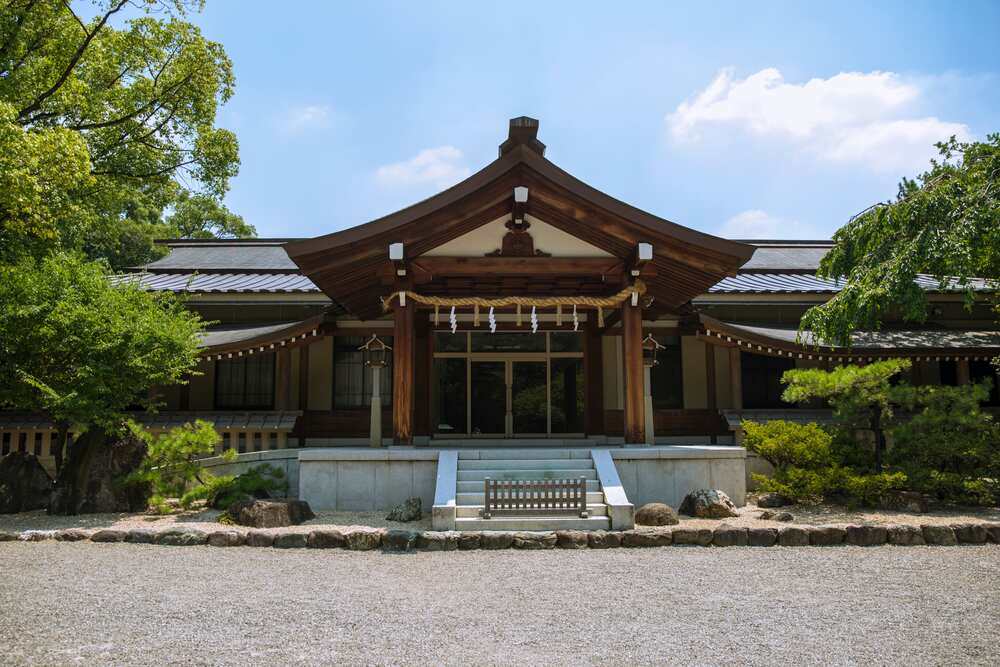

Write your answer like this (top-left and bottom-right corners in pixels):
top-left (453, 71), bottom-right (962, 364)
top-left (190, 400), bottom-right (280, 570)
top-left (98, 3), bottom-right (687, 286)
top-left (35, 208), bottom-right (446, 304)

top-left (333, 336), bottom-right (392, 408)
top-left (215, 353), bottom-right (275, 409)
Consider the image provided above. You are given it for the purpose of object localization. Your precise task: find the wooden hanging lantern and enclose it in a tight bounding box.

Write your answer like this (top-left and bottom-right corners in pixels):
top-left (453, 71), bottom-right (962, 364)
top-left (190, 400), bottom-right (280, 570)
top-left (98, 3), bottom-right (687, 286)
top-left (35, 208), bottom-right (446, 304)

top-left (642, 333), bottom-right (666, 368)
top-left (358, 333), bottom-right (391, 368)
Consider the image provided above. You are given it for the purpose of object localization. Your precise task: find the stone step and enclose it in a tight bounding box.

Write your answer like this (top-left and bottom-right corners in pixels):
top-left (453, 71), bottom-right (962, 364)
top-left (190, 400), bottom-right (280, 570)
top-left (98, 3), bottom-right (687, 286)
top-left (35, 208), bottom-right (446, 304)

top-left (456, 479), bottom-right (601, 493)
top-left (457, 458), bottom-right (595, 471)
top-left (439, 439), bottom-right (594, 449)
top-left (456, 491), bottom-right (606, 505)
top-left (456, 504), bottom-right (608, 518)
top-left (456, 449), bottom-right (593, 460)
top-left (455, 515), bottom-right (612, 531)
top-left (457, 469), bottom-right (598, 482)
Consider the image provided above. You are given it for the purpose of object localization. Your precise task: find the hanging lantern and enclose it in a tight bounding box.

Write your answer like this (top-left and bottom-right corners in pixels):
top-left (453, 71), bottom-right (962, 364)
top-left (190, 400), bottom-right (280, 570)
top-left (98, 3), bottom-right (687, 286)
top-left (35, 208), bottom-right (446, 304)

top-left (641, 333), bottom-right (665, 367)
top-left (358, 333), bottom-right (392, 368)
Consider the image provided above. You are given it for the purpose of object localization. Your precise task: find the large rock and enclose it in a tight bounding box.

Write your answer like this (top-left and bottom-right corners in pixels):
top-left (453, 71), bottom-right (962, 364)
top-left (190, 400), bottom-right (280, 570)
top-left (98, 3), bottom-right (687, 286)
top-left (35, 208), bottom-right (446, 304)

top-left (273, 533), bottom-right (309, 549)
top-left (207, 531), bottom-right (244, 547)
top-left (125, 529), bottom-right (157, 544)
top-left (156, 529), bottom-right (207, 546)
top-left (777, 526), bottom-right (811, 546)
top-left (809, 526), bottom-right (846, 546)
top-left (0, 452), bottom-right (53, 513)
top-left (245, 530), bottom-right (275, 547)
top-left (671, 527), bottom-right (714, 546)
top-left (921, 525), bottom-right (957, 546)
top-left (418, 531), bottom-right (460, 551)
top-left (887, 525), bottom-right (925, 546)
top-left (845, 525), bottom-right (888, 546)
top-left (712, 525), bottom-right (749, 547)
top-left (748, 527), bottom-right (778, 547)
top-left (385, 497), bottom-right (422, 523)
top-left (757, 493), bottom-right (792, 509)
top-left (54, 528), bottom-right (90, 542)
top-left (984, 522), bottom-right (1000, 544)
top-left (227, 499), bottom-right (315, 528)
top-left (0, 530), bottom-right (17, 542)
top-left (679, 489), bottom-right (739, 519)
top-left (512, 531), bottom-right (556, 550)
top-left (457, 532), bottom-right (482, 550)
top-left (48, 428), bottom-right (149, 515)
top-left (635, 503), bottom-right (680, 526)
top-left (952, 523), bottom-right (988, 544)
top-left (587, 530), bottom-right (622, 549)
top-left (555, 530), bottom-right (589, 549)
top-left (622, 529), bottom-right (672, 548)
top-left (383, 529), bottom-right (420, 552)
top-left (90, 529), bottom-right (127, 543)
top-left (308, 529), bottom-right (346, 549)
top-left (344, 527), bottom-right (383, 551)
top-left (480, 531), bottom-right (514, 550)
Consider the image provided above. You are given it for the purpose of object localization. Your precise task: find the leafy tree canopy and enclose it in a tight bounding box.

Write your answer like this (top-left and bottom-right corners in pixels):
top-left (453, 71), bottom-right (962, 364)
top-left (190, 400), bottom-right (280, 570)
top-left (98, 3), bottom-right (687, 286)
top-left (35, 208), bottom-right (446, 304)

top-left (0, 252), bottom-right (204, 431)
top-left (0, 0), bottom-right (250, 268)
top-left (801, 135), bottom-right (1000, 346)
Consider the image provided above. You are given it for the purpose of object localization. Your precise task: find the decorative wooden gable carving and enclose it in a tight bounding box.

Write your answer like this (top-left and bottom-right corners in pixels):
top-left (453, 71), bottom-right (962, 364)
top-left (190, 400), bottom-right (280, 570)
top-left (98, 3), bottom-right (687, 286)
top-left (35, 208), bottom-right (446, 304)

top-left (485, 218), bottom-right (551, 257)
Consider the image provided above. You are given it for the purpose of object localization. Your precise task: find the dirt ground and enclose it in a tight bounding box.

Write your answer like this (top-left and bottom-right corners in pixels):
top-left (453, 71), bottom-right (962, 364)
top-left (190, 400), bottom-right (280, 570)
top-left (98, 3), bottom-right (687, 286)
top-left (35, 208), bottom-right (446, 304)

top-left (2, 500), bottom-right (997, 535)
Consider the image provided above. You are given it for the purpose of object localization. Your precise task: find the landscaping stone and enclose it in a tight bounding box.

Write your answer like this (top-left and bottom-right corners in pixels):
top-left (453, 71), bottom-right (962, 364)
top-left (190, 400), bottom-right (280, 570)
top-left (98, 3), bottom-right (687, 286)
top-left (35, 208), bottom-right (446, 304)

top-left (53, 529), bottom-right (90, 542)
top-left (887, 525), bottom-right (925, 546)
top-left (0, 452), bottom-right (53, 513)
top-left (207, 531), bottom-right (244, 547)
top-left (480, 531), bottom-right (514, 550)
top-left (555, 530), bottom-right (589, 549)
top-left (227, 499), bottom-right (315, 528)
top-left (951, 523), bottom-right (988, 544)
top-left (125, 529), bottom-right (157, 544)
top-left (19, 530), bottom-right (55, 541)
top-left (0, 530), bottom-right (17, 542)
top-left (810, 526), bottom-right (846, 546)
top-left (622, 529), bottom-right (672, 548)
top-left (634, 503), bottom-right (679, 526)
top-left (156, 529), bottom-right (208, 546)
top-left (712, 525), bottom-right (749, 547)
top-left (678, 489), bottom-right (739, 519)
top-left (671, 527), bottom-right (713, 546)
top-left (846, 525), bottom-right (888, 546)
top-left (90, 529), bottom-right (127, 543)
top-left (877, 490), bottom-right (930, 514)
top-left (757, 493), bottom-right (792, 509)
top-left (773, 512), bottom-right (795, 522)
top-left (417, 531), bottom-right (459, 551)
top-left (385, 497), bottom-right (422, 522)
top-left (921, 525), bottom-right (957, 546)
top-left (308, 529), bottom-right (346, 549)
top-left (344, 527), bottom-right (383, 551)
top-left (245, 530), bottom-right (274, 547)
top-left (383, 529), bottom-right (419, 552)
top-left (513, 531), bottom-right (557, 550)
top-left (457, 532), bottom-right (482, 550)
top-left (983, 522), bottom-right (1000, 544)
top-left (273, 533), bottom-right (309, 549)
top-left (748, 527), bottom-right (778, 547)
top-left (48, 428), bottom-right (149, 515)
top-left (587, 530), bottom-right (622, 549)
top-left (778, 526), bottom-right (811, 546)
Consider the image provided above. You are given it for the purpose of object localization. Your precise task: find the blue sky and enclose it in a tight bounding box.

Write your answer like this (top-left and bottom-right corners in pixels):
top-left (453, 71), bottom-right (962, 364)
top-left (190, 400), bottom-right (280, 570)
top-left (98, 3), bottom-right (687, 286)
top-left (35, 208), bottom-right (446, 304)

top-left (185, 1), bottom-right (1000, 240)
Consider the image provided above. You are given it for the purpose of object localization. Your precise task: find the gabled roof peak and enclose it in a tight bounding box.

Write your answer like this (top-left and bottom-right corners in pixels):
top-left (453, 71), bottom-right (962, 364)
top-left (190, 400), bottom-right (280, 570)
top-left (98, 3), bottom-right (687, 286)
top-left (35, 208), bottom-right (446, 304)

top-left (499, 116), bottom-right (546, 157)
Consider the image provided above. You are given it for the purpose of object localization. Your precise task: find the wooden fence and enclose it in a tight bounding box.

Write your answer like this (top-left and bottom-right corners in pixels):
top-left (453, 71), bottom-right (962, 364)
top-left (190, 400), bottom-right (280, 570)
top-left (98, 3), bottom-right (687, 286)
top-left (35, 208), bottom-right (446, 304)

top-left (480, 477), bottom-right (589, 519)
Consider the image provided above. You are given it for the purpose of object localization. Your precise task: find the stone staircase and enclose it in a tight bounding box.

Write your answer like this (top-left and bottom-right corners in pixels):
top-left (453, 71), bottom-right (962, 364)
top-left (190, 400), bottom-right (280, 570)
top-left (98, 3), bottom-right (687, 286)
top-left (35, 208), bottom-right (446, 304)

top-left (453, 449), bottom-right (613, 531)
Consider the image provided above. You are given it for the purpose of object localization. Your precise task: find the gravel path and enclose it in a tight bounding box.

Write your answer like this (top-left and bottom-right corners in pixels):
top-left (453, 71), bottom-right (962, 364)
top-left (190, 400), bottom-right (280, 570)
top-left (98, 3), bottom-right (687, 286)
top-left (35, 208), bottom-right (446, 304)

top-left (1, 543), bottom-right (998, 665)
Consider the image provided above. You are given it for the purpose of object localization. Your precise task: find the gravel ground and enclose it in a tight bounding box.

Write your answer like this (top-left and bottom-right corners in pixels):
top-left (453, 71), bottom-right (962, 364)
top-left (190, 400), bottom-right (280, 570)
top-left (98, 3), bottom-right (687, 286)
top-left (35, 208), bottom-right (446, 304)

top-left (1, 543), bottom-right (997, 665)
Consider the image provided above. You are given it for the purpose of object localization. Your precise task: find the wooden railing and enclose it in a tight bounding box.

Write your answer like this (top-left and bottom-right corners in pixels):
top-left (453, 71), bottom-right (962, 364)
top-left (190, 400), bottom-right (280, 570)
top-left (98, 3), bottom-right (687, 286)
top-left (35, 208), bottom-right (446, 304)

top-left (480, 477), bottom-right (589, 519)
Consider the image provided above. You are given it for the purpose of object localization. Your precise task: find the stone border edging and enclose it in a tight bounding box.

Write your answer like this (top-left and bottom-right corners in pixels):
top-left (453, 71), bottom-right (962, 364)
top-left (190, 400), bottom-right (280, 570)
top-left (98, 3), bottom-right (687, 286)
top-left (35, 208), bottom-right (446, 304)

top-left (2, 522), bottom-right (999, 551)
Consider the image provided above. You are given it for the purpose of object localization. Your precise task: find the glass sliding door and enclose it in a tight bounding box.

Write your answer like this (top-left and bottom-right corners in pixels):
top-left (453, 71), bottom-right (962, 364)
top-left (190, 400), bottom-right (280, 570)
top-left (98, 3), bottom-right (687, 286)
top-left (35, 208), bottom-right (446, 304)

top-left (432, 358), bottom-right (467, 435)
top-left (470, 361), bottom-right (506, 435)
top-left (550, 358), bottom-right (584, 433)
top-left (511, 361), bottom-right (547, 434)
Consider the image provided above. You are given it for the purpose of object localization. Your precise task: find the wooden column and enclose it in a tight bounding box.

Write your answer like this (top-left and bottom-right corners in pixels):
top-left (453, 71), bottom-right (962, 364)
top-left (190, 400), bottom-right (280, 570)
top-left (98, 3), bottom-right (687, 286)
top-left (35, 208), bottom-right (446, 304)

top-left (584, 317), bottom-right (605, 436)
top-left (622, 302), bottom-right (645, 444)
top-left (956, 358), bottom-right (971, 385)
top-left (298, 343), bottom-right (310, 446)
top-left (276, 347), bottom-right (292, 409)
top-left (729, 347), bottom-right (742, 410)
top-left (393, 301), bottom-right (415, 445)
top-left (413, 317), bottom-right (431, 440)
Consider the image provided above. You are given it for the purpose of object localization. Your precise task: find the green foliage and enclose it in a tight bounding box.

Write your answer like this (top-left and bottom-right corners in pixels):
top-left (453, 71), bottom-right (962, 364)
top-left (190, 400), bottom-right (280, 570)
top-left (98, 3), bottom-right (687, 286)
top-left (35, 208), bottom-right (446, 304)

top-left (742, 420), bottom-right (834, 471)
top-left (0, 0), bottom-right (248, 268)
top-left (782, 359), bottom-right (911, 427)
top-left (182, 464), bottom-right (287, 511)
top-left (840, 471), bottom-right (908, 507)
top-left (801, 135), bottom-right (1000, 346)
top-left (0, 253), bottom-right (204, 431)
top-left (124, 420), bottom-right (220, 506)
top-left (887, 381), bottom-right (1000, 505)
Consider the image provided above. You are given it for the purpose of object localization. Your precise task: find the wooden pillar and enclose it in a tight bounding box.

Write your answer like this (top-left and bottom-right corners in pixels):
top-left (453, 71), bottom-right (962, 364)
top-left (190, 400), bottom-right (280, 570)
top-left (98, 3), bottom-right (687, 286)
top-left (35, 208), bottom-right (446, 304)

top-left (298, 343), bottom-right (310, 446)
top-left (276, 347), bottom-right (292, 409)
top-left (393, 302), bottom-right (415, 445)
top-left (413, 317), bottom-right (431, 440)
top-left (956, 358), bottom-right (971, 385)
top-left (729, 347), bottom-right (742, 410)
top-left (622, 302), bottom-right (645, 444)
top-left (584, 317), bottom-right (605, 436)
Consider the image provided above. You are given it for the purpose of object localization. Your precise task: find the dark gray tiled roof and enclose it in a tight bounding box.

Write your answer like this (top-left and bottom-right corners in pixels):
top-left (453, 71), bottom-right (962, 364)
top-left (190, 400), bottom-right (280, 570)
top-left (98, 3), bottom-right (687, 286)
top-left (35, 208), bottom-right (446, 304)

top-left (117, 272), bottom-right (320, 293)
top-left (709, 273), bottom-right (992, 294)
top-left (142, 241), bottom-right (299, 271)
top-left (719, 320), bottom-right (1000, 350)
top-left (200, 322), bottom-right (310, 348)
top-left (739, 242), bottom-right (833, 271)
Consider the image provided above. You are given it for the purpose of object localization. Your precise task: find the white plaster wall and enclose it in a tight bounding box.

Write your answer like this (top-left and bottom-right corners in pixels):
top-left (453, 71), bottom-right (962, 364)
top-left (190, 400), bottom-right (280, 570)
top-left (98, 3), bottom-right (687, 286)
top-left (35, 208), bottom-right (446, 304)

top-left (422, 214), bottom-right (613, 257)
top-left (307, 337), bottom-right (332, 411)
top-left (681, 336), bottom-right (708, 409)
top-left (713, 345), bottom-right (733, 409)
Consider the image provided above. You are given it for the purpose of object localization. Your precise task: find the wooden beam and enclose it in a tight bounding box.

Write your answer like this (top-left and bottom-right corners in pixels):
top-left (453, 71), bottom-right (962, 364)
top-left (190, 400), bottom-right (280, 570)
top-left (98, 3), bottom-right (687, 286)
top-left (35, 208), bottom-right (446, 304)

top-left (413, 317), bottom-right (432, 439)
top-left (584, 318), bottom-right (604, 436)
top-left (409, 256), bottom-right (624, 279)
top-left (392, 301), bottom-right (415, 445)
top-left (622, 301), bottom-right (645, 444)
top-left (728, 346), bottom-right (742, 411)
top-left (298, 343), bottom-right (310, 446)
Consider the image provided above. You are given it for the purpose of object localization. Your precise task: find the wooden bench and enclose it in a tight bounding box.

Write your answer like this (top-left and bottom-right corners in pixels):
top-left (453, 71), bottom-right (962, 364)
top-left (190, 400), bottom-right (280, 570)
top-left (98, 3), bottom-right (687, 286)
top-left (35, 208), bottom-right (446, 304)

top-left (480, 477), bottom-right (590, 519)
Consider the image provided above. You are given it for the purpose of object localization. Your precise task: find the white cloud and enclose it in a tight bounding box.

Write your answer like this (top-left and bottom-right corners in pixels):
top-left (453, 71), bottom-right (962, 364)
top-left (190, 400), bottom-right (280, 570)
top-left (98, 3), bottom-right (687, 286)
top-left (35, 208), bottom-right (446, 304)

top-left (375, 146), bottom-right (471, 189)
top-left (667, 68), bottom-right (970, 172)
top-left (718, 209), bottom-right (819, 240)
top-left (279, 105), bottom-right (332, 134)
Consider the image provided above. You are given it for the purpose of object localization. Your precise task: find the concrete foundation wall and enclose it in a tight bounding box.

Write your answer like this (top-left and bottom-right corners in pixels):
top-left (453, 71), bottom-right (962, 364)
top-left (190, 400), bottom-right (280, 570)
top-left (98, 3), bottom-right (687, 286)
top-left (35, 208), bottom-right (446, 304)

top-left (200, 449), bottom-right (301, 498)
top-left (298, 449), bottom-right (438, 511)
top-left (610, 446), bottom-right (747, 508)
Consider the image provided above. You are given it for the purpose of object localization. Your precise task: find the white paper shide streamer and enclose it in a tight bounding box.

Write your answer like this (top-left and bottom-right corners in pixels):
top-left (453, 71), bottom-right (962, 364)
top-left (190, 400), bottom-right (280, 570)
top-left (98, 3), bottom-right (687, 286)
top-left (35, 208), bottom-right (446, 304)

top-left (530, 305), bottom-right (538, 334)
top-left (488, 306), bottom-right (496, 333)
top-left (572, 304), bottom-right (579, 332)
top-left (449, 305), bottom-right (457, 334)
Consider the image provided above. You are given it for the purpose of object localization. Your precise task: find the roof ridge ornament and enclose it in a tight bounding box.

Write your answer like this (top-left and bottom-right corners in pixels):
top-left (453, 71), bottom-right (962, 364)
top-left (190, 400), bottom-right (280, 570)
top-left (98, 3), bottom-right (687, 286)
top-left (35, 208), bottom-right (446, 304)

top-left (499, 116), bottom-right (546, 157)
